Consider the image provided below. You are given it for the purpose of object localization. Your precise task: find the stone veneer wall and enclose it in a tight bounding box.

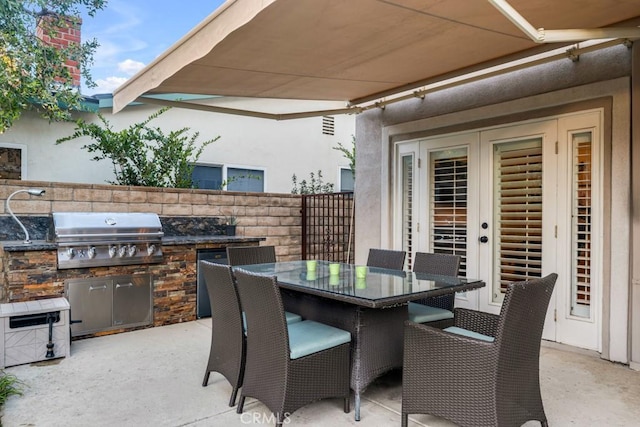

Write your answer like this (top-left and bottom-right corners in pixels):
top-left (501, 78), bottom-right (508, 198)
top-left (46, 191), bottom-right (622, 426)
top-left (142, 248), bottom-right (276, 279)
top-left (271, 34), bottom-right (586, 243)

top-left (3, 245), bottom-right (199, 329)
top-left (0, 179), bottom-right (302, 258)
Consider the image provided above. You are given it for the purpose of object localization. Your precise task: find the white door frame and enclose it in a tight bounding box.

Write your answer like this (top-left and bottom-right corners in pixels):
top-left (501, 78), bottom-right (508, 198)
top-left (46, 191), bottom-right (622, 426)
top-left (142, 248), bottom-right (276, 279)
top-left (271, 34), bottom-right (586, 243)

top-left (392, 111), bottom-right (604, 351)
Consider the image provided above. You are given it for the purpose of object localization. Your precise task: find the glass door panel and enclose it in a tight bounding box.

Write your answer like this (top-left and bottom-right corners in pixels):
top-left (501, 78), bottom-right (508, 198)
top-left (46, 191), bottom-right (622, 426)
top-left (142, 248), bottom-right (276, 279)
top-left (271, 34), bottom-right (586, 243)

top-left (401, 154), bottom-right (415, 268)
top-left (492, 139), bottom-right (543, 304)
top-left (430, 149), bottom-right (468, 277)
top-left (571, 132), bottom-right (593, 319)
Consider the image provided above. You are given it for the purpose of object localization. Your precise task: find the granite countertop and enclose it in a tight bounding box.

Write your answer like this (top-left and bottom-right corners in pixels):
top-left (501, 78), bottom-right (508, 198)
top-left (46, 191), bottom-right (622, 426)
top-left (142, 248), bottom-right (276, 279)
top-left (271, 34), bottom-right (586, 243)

top-left (162, 235), bottom-right (264, 245)
top-left (1, 235), bottom-right (264, 252)
top-left (0, 240), bottom-right (57, 251)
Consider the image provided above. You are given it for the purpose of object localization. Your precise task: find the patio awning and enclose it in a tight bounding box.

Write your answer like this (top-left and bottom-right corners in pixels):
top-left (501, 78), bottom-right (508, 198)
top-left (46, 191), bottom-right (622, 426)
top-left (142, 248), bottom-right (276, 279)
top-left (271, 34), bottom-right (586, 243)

top-left (112, 0), bottom-right (640, 118)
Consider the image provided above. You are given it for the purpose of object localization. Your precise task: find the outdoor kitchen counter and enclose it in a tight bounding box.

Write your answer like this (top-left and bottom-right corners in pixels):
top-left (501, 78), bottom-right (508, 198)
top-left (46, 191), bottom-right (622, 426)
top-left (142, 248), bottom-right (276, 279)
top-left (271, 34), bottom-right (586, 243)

top-left (0, 235), bottom-right (267, 338)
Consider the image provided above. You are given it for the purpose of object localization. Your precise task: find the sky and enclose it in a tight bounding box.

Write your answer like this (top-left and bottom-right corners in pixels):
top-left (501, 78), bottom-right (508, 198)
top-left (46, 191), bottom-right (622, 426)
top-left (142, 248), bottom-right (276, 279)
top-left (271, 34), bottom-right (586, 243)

top-left (79, 0), bottom-right (226, 95)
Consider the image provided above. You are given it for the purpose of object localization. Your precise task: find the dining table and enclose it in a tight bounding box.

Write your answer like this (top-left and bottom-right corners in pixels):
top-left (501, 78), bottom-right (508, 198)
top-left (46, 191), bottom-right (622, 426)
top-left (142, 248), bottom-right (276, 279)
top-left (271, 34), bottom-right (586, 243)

top-left (234, 260), bottom-right (485, 421)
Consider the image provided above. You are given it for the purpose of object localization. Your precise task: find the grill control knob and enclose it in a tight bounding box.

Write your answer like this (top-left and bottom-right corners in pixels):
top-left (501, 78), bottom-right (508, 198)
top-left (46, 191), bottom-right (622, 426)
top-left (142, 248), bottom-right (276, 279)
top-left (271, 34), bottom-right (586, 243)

top-left (66, 248), bottom-right (76, 259)
top-left (108, 245), bottom-right (117, 258)
top-left (118, 245), bottom-right (127, 258)
top-left (147, 244), bottom-right (156, 256)
top-left (88, 246), bottom-right (97, 259)
top-left (128, 245), bottom-right (138, 257)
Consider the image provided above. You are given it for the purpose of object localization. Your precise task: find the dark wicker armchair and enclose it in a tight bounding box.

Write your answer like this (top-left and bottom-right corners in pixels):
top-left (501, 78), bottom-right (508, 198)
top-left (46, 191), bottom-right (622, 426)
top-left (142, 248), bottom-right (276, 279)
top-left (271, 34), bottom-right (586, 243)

top-left (401, 273), bottom-right (558, 427)
top-left (227, 245), bottom-right (276, 266)
top-left (409, 252), bottom-right (461, 328)
top-left (366, 248), bottom-right (406, 270)
top-left (234, 269), bottom-right (352, 426)
top-left (200, 261), bottom-right (245, 407)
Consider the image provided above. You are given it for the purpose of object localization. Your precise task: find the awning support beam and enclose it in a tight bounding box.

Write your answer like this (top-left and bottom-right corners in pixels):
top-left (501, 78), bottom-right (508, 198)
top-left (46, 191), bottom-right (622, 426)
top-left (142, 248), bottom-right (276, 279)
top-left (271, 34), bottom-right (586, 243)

top-left (361, 38), bottom-right (630, 110)
top-left (489, 0), bottom-right (640, 43)
top-left (134, 96), bottom-right (362, 120)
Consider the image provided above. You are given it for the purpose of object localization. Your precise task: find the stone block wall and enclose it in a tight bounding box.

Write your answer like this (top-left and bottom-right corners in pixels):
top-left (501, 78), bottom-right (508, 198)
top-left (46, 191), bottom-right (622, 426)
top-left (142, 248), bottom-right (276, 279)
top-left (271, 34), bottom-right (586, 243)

top-left (0, 179), bottom-right (302, 259)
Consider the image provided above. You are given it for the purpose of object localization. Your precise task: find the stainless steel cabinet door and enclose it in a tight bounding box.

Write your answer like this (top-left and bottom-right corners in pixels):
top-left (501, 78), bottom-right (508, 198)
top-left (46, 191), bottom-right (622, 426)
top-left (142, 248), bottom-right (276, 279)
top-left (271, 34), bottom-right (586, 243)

top-left (112, 275), bottom-right (152, 327)
top-left (67, 278), bottom-right (113, 336)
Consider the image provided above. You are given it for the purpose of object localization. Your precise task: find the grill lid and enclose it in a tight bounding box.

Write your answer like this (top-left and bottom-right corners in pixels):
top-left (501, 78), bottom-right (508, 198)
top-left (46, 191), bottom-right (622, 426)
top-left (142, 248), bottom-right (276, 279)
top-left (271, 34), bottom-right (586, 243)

top-left (52, 212), bottom-right (164, 269)
top-left (52, 212), bottom-right (163, 244)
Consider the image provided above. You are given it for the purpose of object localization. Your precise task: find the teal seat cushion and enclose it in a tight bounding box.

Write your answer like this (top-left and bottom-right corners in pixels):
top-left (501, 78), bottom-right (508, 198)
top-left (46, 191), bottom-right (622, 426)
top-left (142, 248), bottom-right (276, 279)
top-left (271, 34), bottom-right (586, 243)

top-left (443, 326), bottom-right (495, 342)
top-left (285, 311), bottom-right (302, 324)
top-left (288, 320), bottom-right (351, 359)
top-left (242, 311), bottom-right (302, 334)
top-left (408, 302), bottom-right (454, 323)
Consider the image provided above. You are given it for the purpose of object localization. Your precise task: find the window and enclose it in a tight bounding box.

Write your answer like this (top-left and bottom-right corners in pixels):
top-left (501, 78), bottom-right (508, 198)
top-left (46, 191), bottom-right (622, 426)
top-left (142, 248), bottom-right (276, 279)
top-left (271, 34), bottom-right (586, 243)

top-left (339, 167), bottom-right (354, 192)
top-left (227, 168), bottom-right (264, 192)
top-left (192, 165), bottom-right (223, 190)
top-left (0, 144), bottom-right (26, 180)
top-left (191, 165), bottom-right (264, 192)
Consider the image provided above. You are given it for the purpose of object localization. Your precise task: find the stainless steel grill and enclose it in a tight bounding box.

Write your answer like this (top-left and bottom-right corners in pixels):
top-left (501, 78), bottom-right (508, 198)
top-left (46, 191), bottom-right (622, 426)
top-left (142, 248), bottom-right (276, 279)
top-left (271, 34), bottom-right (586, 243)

top-left (52, 212), bottom-right (163, 269)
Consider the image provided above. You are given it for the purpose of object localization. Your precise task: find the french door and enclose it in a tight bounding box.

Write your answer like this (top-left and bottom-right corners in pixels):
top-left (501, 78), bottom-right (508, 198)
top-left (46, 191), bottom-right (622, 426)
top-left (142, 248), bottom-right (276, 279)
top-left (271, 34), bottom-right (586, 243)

top-left (395, 111), bottom-right (602, 351)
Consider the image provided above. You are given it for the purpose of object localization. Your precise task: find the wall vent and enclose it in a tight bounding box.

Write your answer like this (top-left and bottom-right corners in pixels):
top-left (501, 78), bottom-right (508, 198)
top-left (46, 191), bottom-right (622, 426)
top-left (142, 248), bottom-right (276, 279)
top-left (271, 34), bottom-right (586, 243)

top-left (322, 116), bottom-right (335, 135)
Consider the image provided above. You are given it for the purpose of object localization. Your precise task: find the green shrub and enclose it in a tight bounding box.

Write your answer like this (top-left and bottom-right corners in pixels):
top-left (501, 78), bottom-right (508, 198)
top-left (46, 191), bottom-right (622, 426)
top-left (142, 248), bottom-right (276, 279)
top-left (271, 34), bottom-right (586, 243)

top-left (56, 107), bottom-right (218, 188)
top-left (0, 371), bottom-right (24, 407)
top-left (291, 170), bottom-right (334, 194)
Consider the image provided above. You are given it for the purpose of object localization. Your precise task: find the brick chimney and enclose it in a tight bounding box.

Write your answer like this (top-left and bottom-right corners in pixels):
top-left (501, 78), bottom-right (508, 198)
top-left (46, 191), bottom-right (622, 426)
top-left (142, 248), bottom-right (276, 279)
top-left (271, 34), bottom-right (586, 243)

top-left (36, 11), bottom-right (82, 89)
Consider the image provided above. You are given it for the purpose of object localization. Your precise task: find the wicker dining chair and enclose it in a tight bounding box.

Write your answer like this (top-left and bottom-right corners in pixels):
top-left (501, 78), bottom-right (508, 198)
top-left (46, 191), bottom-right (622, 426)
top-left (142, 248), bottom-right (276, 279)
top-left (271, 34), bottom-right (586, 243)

top-left (401, 273), bottom-right (558, 427)
top-left (234, 268), bottom-right (352, 426)
top-left (366, 248), bottom-right (406, 270)
top-left (200, 261), bottom-right (245, 407)
top-left (226, 245), bottom-right (302, 324)
top-left (408, 252), bottom-right (461, 328)
top-left (226, 245), bottom-right (276, 266)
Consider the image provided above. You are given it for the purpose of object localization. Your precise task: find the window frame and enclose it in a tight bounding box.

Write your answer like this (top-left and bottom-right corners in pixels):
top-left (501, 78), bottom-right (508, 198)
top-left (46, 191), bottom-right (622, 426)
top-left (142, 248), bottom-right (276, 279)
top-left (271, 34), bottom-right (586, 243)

top-left (0, 143), bottom-right (27, 180)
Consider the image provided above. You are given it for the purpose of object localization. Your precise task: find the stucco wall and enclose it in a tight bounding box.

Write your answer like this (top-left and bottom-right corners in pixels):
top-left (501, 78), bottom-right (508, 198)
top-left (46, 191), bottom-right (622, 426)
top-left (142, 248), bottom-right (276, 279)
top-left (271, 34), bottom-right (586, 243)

top-left (0, 98), bottom-right (355, 193)
top-left (355, 43), bottom-right (633, 363)
top-left (356, 44), bottom-right (632, 263)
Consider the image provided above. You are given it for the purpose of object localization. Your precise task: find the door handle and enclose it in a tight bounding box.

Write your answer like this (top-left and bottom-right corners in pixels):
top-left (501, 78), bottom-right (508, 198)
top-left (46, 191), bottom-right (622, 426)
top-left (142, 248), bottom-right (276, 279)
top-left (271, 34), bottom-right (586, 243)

top-left (479, 236), bottom-right (489, 243)
top-left (115, 282), bottom-right (134, 289)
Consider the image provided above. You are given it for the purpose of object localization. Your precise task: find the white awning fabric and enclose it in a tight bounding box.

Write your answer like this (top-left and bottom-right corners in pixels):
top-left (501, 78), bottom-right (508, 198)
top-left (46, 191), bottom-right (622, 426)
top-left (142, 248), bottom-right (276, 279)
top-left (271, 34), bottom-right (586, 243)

top-left (112, 0), bottom-right (640, 117)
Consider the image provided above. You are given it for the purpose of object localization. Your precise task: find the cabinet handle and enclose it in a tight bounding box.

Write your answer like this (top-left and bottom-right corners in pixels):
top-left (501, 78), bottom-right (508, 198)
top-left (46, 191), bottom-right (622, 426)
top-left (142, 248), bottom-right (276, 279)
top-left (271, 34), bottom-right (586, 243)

top-left (89, 285), bottom-right (107, 291)
top-left (115, 282), bottom-right (133, 289)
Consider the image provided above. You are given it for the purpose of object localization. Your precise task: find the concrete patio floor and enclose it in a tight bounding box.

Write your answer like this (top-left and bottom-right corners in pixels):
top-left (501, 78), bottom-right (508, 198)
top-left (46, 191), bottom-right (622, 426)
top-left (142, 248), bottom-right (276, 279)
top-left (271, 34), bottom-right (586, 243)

top-left (3, 319), bottom-right (640, 426)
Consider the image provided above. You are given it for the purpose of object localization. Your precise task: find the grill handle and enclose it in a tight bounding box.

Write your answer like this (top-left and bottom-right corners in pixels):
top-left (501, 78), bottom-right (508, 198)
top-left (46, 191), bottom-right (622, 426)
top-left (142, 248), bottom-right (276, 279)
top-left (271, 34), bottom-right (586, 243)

top-left (56, 231), bottom-right (164, 240)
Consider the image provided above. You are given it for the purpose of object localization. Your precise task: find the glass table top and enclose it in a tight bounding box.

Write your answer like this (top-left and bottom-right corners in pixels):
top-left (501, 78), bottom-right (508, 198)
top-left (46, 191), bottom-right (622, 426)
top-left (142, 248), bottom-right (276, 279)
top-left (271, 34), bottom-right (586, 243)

top-left (233, 260), bottom-right (483, 303)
